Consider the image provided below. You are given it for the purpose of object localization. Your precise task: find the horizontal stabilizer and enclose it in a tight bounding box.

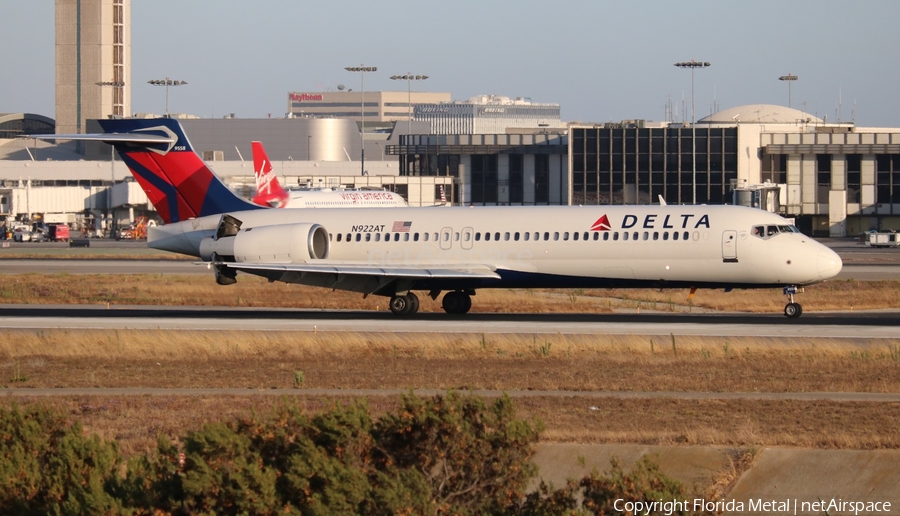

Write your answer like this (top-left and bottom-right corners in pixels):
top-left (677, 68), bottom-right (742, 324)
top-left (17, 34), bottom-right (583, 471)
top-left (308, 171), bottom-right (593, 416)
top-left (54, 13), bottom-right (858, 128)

top-left (24, 133), bottom-right (176, 144)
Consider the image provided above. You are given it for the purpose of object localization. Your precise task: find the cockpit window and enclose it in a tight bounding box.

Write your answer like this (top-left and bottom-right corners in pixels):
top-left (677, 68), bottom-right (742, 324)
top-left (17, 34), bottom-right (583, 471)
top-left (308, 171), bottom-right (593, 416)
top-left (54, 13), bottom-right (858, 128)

top-left (753, 224), bottom-right (801, 239)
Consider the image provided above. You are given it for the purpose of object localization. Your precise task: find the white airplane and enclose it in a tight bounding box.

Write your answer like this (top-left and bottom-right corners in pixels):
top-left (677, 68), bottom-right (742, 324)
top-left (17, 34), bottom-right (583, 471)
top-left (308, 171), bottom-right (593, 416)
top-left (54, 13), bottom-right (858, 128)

top-left (250, 141), bottom-right (407, 209)
top-left (32, 118), bottom-right (842, 318)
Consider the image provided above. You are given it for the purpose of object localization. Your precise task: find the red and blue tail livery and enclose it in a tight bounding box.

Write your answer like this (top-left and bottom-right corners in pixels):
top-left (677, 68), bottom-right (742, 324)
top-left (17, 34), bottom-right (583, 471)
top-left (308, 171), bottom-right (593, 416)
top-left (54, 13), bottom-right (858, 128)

top-left (93, 118), bottom-right (263, 223)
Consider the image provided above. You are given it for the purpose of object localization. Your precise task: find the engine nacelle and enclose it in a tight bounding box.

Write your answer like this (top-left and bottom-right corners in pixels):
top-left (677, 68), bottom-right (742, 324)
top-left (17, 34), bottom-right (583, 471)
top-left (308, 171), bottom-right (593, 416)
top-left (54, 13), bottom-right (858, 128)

top-left (200, 223), bottom-right (330, 262)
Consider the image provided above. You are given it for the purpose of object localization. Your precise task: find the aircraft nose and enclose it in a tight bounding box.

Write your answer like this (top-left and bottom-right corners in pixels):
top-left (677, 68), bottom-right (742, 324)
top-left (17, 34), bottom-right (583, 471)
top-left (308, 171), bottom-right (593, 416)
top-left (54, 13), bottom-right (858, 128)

top-left (817, 248), bottom-right (842, 280)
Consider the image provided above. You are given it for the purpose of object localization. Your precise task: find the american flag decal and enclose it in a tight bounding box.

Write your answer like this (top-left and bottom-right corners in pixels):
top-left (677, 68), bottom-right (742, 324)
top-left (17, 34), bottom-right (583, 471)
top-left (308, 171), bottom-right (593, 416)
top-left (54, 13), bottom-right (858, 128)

top-left (392, 220), bottom-right (412, 232)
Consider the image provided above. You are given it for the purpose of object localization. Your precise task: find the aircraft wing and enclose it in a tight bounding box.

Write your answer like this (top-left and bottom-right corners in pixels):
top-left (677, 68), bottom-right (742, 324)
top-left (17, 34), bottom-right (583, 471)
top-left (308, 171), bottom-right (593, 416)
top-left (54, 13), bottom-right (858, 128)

top-left (205, 260), bottom-right (500, 295)
top-left (212, 260), bottom-right (500, 279)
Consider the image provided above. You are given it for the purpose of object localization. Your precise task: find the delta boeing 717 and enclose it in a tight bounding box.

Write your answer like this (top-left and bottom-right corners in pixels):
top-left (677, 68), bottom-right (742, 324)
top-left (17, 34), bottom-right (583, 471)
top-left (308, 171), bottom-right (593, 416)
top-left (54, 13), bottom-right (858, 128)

top-left (31, 118), bottom-right (841, 317)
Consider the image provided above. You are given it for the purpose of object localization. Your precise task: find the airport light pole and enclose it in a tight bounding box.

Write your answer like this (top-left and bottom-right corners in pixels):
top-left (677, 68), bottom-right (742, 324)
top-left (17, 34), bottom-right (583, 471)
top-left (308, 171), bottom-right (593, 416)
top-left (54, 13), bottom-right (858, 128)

top-left (390, 73), bottom-right (429, 135)
top-left (779, 74), bottom-right (798, 108)
top-left (147, 77), bottom-right (188, 117)
top-left (674, 60), bottom-right (711, 204)
top-left (345, 65), bottom-right (377, 176)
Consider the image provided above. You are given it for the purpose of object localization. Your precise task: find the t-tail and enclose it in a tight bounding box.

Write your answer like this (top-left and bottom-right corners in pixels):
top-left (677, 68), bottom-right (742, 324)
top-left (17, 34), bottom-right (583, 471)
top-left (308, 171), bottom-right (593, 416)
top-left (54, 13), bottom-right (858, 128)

top-left (42, 118), bottom-right (263, 224)
top-left (251, 141), bottom-right (289, 208)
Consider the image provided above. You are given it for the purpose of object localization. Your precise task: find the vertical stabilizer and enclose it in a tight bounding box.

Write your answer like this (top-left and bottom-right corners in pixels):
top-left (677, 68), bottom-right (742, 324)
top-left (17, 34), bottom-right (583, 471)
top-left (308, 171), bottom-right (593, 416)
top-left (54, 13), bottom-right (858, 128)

top-left (96, 118), bottom-right (262, 223)
top-left (251, 141), bottom-right (290, 208)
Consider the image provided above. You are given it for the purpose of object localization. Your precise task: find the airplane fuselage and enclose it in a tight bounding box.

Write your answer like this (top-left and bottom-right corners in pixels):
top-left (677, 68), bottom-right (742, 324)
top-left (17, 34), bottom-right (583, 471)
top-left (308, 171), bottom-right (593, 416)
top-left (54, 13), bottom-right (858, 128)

top-left (151, 204), bottom-right (841, 291)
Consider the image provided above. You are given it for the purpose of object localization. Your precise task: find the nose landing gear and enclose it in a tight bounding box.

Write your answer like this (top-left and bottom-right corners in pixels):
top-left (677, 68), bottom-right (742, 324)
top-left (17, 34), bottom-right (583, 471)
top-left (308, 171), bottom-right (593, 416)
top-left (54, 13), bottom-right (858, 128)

top-left (783, 286), bottom-right (804, 318)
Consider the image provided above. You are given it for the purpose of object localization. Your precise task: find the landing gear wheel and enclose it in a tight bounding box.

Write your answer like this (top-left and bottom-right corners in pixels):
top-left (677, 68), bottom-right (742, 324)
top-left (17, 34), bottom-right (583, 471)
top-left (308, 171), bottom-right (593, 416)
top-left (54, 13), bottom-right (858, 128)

top-left (442, 291), bottom-right (472, 314)
top-left (406, 292), bottom-right (420, 315)
top-left (783, 302), bottom-right (802, 318)
top-left (389, 293), bottom-right (419, 316)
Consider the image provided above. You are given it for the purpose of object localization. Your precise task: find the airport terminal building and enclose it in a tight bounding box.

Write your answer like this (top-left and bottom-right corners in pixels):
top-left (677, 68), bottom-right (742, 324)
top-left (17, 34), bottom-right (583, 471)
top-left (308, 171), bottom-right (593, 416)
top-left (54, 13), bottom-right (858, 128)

top-left (4, 104), bottom-right (900, 237)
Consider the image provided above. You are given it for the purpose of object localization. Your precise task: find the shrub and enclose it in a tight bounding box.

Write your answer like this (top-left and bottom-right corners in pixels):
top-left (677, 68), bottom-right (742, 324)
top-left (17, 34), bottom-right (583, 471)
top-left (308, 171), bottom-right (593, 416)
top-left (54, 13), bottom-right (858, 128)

top-left (0, 404), bottom-right (123, 515)
top-left (374, 391), bottom-right (543, 514)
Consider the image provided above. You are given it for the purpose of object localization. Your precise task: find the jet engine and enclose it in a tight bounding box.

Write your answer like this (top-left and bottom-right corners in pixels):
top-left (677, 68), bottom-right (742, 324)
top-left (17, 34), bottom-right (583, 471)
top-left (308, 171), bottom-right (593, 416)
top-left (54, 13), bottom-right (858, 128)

top-left (200, 221), bottom-right (330, 263)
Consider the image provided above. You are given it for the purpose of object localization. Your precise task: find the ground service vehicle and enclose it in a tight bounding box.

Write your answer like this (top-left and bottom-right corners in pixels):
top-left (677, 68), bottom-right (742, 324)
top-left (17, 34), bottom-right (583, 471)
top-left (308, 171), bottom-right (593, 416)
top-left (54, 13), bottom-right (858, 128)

top-left (48, 224), bottom-right (70, 242)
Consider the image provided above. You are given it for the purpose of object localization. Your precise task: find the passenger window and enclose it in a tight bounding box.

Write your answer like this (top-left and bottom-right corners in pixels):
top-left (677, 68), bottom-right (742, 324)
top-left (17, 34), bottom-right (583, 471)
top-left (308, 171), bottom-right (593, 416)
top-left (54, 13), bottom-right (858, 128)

top-left (514, 232), bottom-right (520, 241)
top-left (374, 233), bottom-right (380, 242)
top-left (394, 233), bottom-right (400, 242)
top-left (593, 232), bottom-right (599, 241)
top-left (443, 232), bottom-right (450, 241)
top-left (563, 232), bottom-right (569, 241)
top-left (454, 232), bottom-right (460, 241)
top-left (524, 232), bottom-right (530, 241)
top-left (544, 232), bottom-right (550, 241)
top-left (464, 232), bottom-right (471, 242)
top-left (683, 231), bottom-right (689, 240)
top-left (504, 232), bottom-right (510, 241)
top-left (643, 232), bottom-right (649, 241)
top-left (584, 232), bottom-right (589, 241)
top-left (355, 233), bottom-right (361, 242)
top-left (485, 232), bottom-right (491, 241)
top-left (663, 232), bottom-right (669, 241)
top-left (534, 232), bottom-right (539, 241)
top-left (603, 232), bottom-right (609, 241)
top-left (653, 232), bottom-right (659, 241)
top-left (494, 232), bottom-right (500, 241)
top-left (633, 232), bottom-right (639, 241)
top-left (423, 232), bottom-right (429, 241)
top-left (623, 232), bottom-right (629, 241)
top-left (613, 232), bottom-right (619, 241)
top-left (404, 233), bottom-right (410, 241)
top-left (475, 232), bottom-right (481, 241)
top-left (673, 232), bottom-right (679, 241)
top-left (573, 232), bottom-right (579, 241)
top-left (336, 233), bottom-right (342, 242)
top-left (414, 233), bottom-right (420, 242)
top-left (365, 233), bottom-right (371, 242)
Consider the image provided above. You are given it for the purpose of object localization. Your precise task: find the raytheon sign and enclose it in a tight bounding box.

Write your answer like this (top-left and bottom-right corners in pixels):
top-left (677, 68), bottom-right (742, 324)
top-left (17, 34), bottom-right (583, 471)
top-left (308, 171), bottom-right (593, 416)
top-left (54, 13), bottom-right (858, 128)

top-left (289, 93), bottom-right (323, 102)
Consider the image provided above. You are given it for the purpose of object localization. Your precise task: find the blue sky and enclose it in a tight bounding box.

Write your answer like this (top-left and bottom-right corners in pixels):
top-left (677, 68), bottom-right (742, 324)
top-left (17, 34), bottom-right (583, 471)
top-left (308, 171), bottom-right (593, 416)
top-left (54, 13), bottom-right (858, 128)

top-left (3, 1), bottom-right (900, 126)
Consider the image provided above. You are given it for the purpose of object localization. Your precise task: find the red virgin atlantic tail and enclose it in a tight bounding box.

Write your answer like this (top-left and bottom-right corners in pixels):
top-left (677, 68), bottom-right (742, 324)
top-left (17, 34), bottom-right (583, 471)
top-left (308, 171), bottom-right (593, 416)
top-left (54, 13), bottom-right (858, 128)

top-left (251, 141), bottom-right (290, 208)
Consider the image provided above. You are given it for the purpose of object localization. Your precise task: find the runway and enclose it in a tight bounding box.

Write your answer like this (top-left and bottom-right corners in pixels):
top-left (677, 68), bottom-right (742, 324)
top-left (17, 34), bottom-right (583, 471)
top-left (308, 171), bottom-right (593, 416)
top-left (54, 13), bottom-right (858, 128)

top-left (1, 304), bottom-right (898, 338)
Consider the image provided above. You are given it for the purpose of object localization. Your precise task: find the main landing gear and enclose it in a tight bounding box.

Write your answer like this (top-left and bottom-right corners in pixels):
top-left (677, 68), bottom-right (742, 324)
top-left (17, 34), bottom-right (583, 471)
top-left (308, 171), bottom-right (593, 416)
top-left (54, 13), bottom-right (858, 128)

top-left (783, 285), bottom-right (804, 318)
top-left (389, 292), bottom-right (420, 316)
top-left (387, 290), bottom-right (474, 316)
top-left (441, 291), bottom-right (472, 315)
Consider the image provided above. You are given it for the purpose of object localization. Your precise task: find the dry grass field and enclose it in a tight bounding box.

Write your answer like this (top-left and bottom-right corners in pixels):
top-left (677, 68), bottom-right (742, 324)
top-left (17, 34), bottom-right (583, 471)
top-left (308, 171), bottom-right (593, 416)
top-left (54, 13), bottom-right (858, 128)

top-left (1, 329), bottom-right (899, 457)
top-left (1, 272), bottom-right (899, 460)
top-left (5, 394), bottom-right (897, 459)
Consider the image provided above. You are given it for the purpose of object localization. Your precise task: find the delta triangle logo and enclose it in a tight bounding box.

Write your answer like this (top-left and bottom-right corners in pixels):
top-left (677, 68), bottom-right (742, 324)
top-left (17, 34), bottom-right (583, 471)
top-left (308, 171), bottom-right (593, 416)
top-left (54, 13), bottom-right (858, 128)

top-left (590, 214), bottom-right (612, 231)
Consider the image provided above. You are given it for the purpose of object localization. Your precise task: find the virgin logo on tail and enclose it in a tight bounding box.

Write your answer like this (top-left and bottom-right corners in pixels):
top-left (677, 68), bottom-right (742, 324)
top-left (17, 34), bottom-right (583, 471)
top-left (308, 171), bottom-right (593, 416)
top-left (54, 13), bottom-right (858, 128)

top-left (251, 141), bottom-right (289, 208)
top-left (590, 215), bottom-right (612, 231)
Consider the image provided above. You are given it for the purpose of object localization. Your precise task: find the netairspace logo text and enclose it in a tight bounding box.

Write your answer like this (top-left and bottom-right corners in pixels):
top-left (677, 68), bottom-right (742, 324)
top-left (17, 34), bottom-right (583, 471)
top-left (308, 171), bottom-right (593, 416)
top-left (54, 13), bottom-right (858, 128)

top-left (613, 497), bottom-right (892, 515)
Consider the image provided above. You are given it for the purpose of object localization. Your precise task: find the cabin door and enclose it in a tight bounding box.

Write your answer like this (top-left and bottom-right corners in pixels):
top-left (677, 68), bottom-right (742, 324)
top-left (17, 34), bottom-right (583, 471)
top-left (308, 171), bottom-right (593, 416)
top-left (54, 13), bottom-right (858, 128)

top-left (722, 230), bottom-right (738, 262)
